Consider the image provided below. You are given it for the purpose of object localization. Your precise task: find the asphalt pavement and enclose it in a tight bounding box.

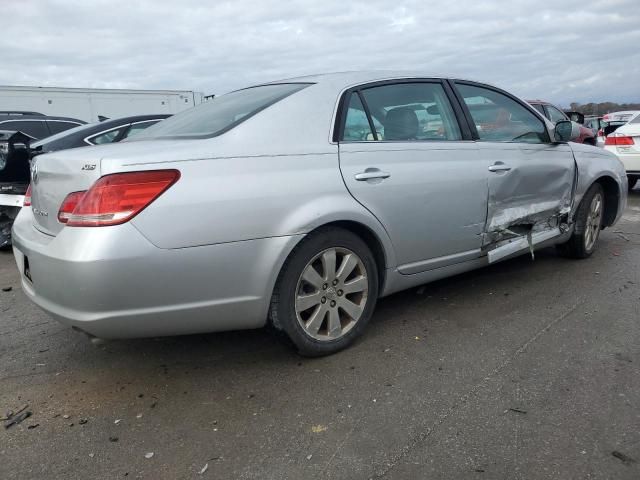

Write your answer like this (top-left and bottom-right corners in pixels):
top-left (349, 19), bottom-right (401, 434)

top-left (1, 191), bottom-right (639, 480)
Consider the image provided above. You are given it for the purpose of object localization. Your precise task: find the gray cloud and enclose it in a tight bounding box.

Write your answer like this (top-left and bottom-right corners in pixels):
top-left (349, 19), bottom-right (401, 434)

top-left (2, 0), bottom-right (638, 105)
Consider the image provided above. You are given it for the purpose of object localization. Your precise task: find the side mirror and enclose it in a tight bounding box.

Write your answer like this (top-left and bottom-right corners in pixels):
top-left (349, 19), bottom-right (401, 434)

top-left (554, 120), bottom-right (581, 142)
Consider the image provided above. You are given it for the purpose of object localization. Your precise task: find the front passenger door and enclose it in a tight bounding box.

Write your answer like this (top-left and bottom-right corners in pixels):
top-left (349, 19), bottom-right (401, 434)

top-left (453, 82), bottom-right (576, 240)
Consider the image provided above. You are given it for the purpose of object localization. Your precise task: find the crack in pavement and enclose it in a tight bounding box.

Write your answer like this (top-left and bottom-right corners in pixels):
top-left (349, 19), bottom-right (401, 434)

top-left (369, 299), bottom-right (583, 479)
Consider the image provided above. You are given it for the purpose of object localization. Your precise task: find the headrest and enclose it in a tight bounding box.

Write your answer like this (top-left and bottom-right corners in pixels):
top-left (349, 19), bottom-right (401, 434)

top-left (384, 107), bottom-right (419, 140)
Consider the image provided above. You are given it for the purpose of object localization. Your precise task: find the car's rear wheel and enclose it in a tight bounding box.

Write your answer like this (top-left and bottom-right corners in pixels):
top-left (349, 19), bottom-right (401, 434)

top-left (557, 183), bottom-right (604, 259)
top-left (269, 227), bottom-right (378, 356)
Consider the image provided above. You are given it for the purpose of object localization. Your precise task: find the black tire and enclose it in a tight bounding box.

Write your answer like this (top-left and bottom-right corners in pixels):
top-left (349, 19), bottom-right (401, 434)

top-left (556, 183), bottom-right (604, 259)
top-left (628, 175), bottom-right (638, 192)
top-left (269, 227), bottom-right (379, 356)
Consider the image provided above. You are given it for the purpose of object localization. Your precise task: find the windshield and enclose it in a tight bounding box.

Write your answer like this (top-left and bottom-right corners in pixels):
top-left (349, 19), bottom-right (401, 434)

top-left (130, 83), bottom-right (310, 140)
top-left (31, 122), bottom-right (98, 148)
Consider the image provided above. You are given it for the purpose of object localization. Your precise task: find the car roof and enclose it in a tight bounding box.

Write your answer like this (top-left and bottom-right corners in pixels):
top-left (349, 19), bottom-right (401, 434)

top-left (95, 114), bottom-right (172, 126)
top-left (253, 70), bottom-right (494, 90)
top-left (0, 114), bottom-right (86, 123)
top-left (602, 111), bottom-right (640, 122)
top-left (525, 99), bottom-right (555, 106)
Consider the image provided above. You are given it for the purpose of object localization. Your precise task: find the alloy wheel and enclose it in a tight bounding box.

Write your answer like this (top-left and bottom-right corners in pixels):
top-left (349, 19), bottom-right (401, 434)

top-left (584, 192), bottom-right (603, 251)
top-left (295, 247), bottom-right (368, 341)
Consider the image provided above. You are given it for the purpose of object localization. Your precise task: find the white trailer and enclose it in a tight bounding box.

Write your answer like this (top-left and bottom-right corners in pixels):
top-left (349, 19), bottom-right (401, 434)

top-left (0, 85), bottom-right (205, 123)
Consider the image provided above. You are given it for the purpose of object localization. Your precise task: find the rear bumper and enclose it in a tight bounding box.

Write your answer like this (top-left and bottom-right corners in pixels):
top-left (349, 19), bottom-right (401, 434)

top-left (604, 147), bottom-right (640, 173)
top-left (11, 208), bottom-right (301, 338)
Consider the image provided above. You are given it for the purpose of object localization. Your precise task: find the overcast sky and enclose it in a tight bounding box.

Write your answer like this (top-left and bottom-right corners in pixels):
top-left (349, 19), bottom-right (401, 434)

top-left (2, 0), bottom-right (639, 105)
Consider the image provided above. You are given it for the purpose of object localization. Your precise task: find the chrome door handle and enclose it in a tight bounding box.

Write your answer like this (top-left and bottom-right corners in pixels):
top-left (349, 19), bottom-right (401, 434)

top-left (354, 171), bottom-right (391, 181)
top-left (488, 164), bottom-right (512, 172)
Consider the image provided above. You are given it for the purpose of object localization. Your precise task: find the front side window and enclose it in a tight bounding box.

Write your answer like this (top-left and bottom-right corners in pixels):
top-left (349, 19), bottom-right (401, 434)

top-left (545, 105), bottom-right (568, 123)
top-left (131, 83), bottom-right (310, 140)
top-left (456, 84), bottom-right (549, 143)
top-left (342, 82), bottom-right (462, 141)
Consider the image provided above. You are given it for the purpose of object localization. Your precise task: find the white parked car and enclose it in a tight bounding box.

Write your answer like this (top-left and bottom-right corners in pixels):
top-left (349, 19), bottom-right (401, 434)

top-left (603, 112), bottom-right (640, 190)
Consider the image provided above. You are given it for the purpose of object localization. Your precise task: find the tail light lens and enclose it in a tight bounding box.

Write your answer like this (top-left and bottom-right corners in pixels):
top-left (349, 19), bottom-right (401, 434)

top-left (597, 129), bottom-right (603, 137)
top-left (23, 184), bottom-right (32, 207)
top-left (58, 191), bottom-right (87, 223)
top-left (605, 134), bottom-right (635, 146)
top-left (64, 170), bottom-right (180, 227)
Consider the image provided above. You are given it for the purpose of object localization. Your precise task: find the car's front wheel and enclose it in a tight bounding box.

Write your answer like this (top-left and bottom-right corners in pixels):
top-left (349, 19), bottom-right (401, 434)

top-left (269, 227), bottom-right (378, 356)
top-left (557, 183), bottom-right (604, 259)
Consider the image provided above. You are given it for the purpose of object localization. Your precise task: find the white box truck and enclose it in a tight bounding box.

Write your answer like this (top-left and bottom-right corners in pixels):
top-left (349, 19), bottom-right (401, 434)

top-left (0, 85), bottom-right (205, 123)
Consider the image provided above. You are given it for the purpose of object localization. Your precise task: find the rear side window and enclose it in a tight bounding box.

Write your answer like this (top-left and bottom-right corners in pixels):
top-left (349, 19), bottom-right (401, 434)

top-left (342, 82), bottom-right (462, 141)
top-left (0, 120), bottom-right (49, 139)
top-left (132, 83), bottom-right (310, 140)
top-left (47, 120), bottom-right (81, 135)
top-left (87, 126), bottom-right (127, 145)
top-left (343, 94), bottom-right (374, 141)
top-left (122, 120), bottom-right (160, 139)
top-left (630, 114), bottom-right (640, 124)
top-left (456, 84), bottom-right (549, 143)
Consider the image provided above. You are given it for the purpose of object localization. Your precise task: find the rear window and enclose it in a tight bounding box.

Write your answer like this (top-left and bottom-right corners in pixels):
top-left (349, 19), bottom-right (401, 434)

top-left (0, 120), bottom-right (49, 139)
top-left (47, 120), bottom-right (82, 135)
top-left (131, 83), bottom-right (310, 140)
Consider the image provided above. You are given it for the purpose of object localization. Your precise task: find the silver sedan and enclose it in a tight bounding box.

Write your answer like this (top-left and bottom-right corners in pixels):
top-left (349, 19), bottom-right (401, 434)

top-left (12, 72), bottom-right (627, 356)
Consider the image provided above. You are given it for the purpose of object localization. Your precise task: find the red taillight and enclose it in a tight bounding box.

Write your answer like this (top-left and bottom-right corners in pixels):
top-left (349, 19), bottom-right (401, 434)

top-left (597, 129), bottom-right (604, 137)
top-left (23, 184), bottom-right (32, 207)
top-left (605, 134), bottom-right (635, 146)
top-left (58, 191), bottom-right (87, 223)
top-left (65, 170), bottom-right (180, 227)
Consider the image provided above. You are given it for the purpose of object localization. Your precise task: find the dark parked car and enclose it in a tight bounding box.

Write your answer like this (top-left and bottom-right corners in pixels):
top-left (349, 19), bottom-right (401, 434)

top-left (0, 112), bottom-right (85, 140)
top-left (527, 100), bottom-right (596, 145)
top-left (30, 114), bottom-right (171, 156)
top-left (0, 131), bottom-right (31, 249)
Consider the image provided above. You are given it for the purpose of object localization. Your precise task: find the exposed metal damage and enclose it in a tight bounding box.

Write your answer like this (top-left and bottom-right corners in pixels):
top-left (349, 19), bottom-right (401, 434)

top-left (482, 150), bottom-right (577, 263)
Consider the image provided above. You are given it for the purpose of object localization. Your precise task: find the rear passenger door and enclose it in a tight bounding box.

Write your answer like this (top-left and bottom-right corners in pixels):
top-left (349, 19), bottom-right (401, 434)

top-left (338, 80), bottom-right (487, 274)
top-left (452, 82), bottom-right (576, 247)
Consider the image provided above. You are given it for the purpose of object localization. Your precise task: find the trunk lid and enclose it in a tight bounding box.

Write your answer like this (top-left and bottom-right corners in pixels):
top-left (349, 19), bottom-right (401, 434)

top-left (30, 148), bottom-right (103, 236)
top-left (27, 139), bottom-right (201, 236)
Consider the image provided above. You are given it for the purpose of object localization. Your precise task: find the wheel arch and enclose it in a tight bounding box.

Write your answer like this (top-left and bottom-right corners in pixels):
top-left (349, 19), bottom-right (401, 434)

top-left (316, 220), bottom-right (388, 292)
top-left (592, 175), bottom-right (620, 227)
top-left (269, 217), bottom-right (393, 312)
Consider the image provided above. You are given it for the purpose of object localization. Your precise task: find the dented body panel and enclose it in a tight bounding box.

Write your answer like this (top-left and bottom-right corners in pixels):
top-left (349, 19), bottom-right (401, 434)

top-left (569, 142), bottom-right (627, 225)
top-left (482, 142), bottom-right (575, 238)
